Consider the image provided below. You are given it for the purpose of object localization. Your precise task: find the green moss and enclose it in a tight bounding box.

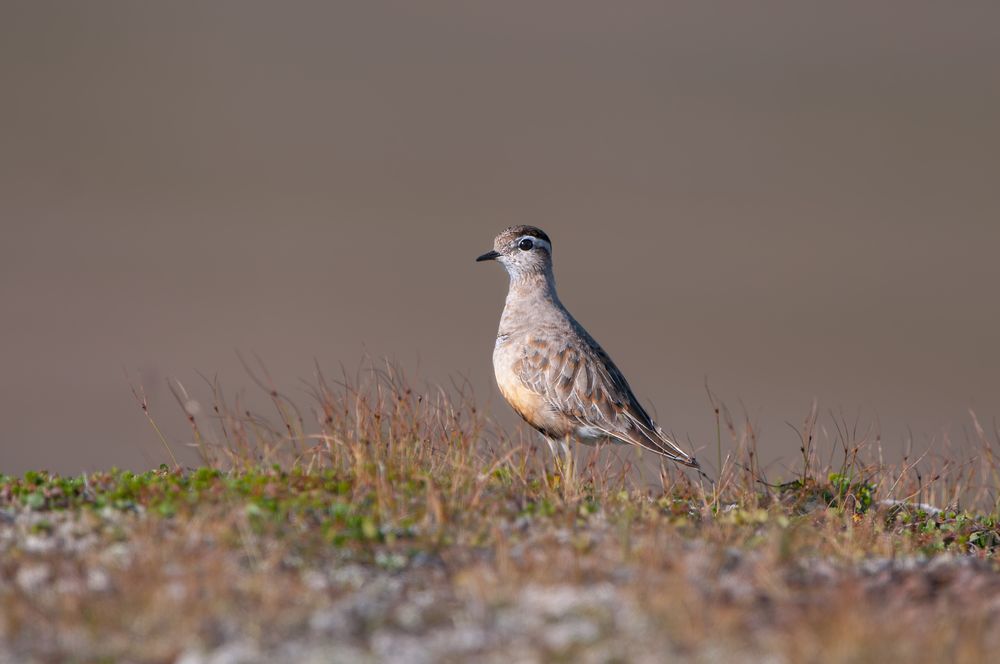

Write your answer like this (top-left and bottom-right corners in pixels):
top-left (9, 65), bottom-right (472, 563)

top-left (0, 465), bottom-right (996, 558)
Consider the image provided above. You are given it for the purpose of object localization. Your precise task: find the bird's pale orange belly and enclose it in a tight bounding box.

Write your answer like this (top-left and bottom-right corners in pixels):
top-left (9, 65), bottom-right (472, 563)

top-left (496, 370), bottom-right (545, 424)
top-left (494, 359), bottom-right (570, 438)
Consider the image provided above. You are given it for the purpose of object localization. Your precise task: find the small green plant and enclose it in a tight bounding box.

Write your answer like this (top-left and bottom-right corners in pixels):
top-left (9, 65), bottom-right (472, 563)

top-left (826, 472), bottom-right (875, 513)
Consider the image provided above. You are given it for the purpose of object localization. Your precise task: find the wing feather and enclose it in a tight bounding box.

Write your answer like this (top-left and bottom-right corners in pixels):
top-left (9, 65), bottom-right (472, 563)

top-left (514, 332), bottom-right (699, 468)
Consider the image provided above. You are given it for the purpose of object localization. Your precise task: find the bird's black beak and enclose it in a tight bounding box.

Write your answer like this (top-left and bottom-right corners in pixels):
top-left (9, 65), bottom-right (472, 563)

top-left (476, 250), bottom-right (500, 262)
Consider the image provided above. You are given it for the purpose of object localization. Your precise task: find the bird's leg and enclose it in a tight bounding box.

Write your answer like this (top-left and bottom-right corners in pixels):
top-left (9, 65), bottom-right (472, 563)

top-left (560, 437), bottom-right (573, 478)
top-left (544, 436), bottom-right (572, 489)
top-left (559, 435), bottom-right (578, 497)
top-left (545, 437), bottom-right (560, 459)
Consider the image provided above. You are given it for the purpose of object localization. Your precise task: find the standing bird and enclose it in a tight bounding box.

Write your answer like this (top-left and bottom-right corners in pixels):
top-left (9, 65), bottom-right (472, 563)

top-left (477, 226), bottom-right (700, 470)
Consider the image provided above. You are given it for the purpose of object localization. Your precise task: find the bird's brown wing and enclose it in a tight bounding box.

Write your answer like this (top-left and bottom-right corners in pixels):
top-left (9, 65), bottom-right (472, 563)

top-left (514, 333), bottom-right (699, 468)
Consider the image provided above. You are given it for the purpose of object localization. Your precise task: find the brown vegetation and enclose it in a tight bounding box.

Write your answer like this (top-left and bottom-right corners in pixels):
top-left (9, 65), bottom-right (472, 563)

top-left (1, 362), bottom-right (998, 662)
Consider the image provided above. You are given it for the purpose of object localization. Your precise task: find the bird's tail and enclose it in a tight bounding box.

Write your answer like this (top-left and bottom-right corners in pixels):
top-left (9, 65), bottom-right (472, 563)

top-left (648, 427), bottom-right (716, 483)
top-left (629, 422), bottom-right (700, 469)
top-left (590, 417), bottom-right (701, 470)
top-left (651, 428), bottom-right (700, 469)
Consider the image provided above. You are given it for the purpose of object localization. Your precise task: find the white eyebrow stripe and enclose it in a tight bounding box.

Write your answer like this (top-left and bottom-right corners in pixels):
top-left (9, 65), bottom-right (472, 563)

top-left (517, 236), bottom-right (552, 252)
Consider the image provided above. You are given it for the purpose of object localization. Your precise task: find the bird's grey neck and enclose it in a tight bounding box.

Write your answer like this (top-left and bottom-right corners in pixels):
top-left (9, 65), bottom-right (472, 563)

top-left (509, 265), bottom-right (555, 290)
top-left (499, 269), bottom-right (562, 335)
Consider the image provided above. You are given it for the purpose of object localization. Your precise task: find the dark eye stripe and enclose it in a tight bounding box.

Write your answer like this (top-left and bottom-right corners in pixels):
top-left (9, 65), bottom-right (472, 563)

top-left (519, 238), bottom-right (534, 251)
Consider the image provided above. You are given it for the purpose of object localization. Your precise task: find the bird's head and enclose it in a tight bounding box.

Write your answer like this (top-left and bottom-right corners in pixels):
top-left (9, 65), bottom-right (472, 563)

top-left (476, 225), bottom-right (553, 279)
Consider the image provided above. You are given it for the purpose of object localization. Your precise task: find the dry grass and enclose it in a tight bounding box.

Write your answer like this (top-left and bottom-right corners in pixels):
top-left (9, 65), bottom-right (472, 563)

top-left (1, 361), bottom-right (998, 662)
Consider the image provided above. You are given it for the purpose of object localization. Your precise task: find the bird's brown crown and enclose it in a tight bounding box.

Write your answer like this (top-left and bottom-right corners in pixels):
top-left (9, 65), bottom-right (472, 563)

top-left (494, 225), bottom-right (552, 250)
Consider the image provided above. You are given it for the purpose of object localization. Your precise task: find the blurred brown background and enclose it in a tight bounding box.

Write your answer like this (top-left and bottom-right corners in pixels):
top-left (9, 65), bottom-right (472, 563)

top-left (2, 1), bottom-right (998, 475)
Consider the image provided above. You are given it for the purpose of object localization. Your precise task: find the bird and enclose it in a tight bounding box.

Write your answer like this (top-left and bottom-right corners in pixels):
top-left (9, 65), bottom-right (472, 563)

top-left (476, 225), bottom-right (700, 470)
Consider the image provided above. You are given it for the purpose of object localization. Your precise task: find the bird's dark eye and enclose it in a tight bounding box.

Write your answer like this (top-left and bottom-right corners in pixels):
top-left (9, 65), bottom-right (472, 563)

top-left (519, 238), bottom-right (534, 251)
